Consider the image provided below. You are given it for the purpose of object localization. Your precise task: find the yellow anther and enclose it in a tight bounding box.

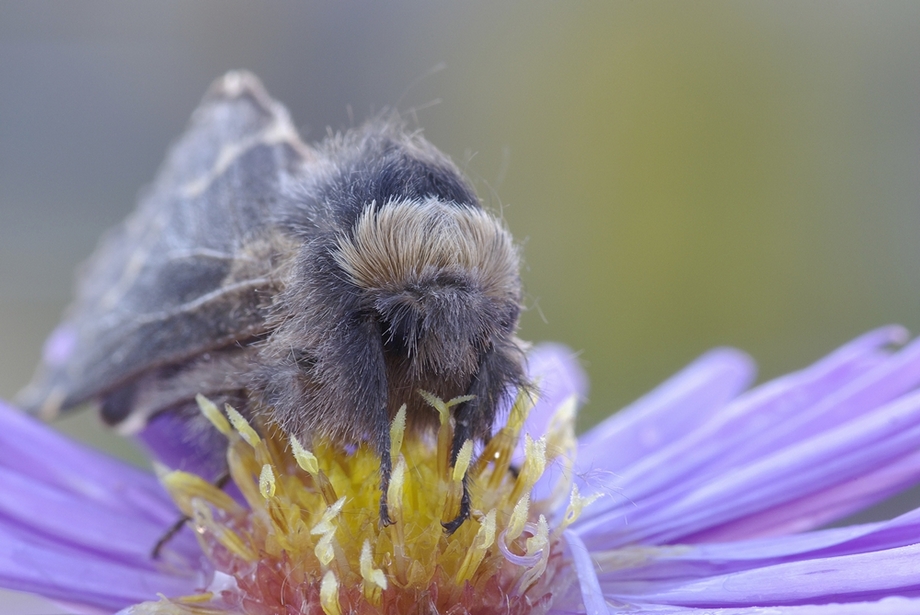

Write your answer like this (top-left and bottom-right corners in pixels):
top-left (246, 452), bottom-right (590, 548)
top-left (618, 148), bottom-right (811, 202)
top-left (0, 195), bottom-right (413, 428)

top-left (387, 455), bottom-right (406, 521)
top-left (195, 394), bottom-right (231, 436)
top-left (452, 440), bottom-right (473, 483)
top-left (510, 435), bottom-right (546, 504)
top-left (517, 515), bottom-right (551, 594)
top-left (311, 498), bottom-right (344, 567)
top-left (311, 497), bottom-right (346, 536)
top-left (446, 394), bottom-right (475, 407)
top-left (173, 592), bottom-right (214, 604)
top-left (160, 470), bottom-right (242, 517)
top-left (506, 494), bottom-right (530, 542)
top-left (314, 529), bottom-right (336, 566)
top-left (290, 436), bottom-right (319, 475)
top-left (559, 484), bottom-right (600, 531)
top-left (544, 394), bottom-right (578, 461)
top-left (319, 570), bottom-right (341, 615)
top-left (258, 464), bottom-right (276, 499)
top-left (390, 404), bottom-right (407, 458)
top-left (224, 404), bottom-right (260, 447)
top-left (360, 540), bottom-right (388, 591)
top-left (525, 514), bottom-right (549, 557)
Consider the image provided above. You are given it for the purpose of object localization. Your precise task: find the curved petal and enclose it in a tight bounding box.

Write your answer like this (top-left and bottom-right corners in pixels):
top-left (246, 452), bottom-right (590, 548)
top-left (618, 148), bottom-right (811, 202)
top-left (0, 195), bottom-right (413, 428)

top-left (615, 542), bottom-right (920, 608)
top-left (0, 402), bottom-right (177, 525)
top-left (573, 327), bottom-right (919, 543)
top-left (563, 530), bottom-right (611, 615)
top-left (513, 343), bottom-right (588, 466)
top-left (577, 347), bottom-right (755, 472)
top-left (0, 401), bottom-right (203, 611)
top-left (580, 386), bottom-right (920, 547)
top-left (595, 507), bottom-right (920, 588)
top-left (617, 596), bottom-right (920, 614)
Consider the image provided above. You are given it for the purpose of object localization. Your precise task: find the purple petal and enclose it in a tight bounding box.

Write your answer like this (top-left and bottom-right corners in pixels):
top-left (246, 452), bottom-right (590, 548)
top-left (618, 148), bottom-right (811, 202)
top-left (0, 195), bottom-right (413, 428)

top-left (0, 402), bottom-right (178, 525)
top-left (563, 530), bottom-right (611, 615)
top-left (514, 343), bottom-right (588, 466)
top-left (0, 401), bottom-right (203, 610)
top-left (0, 524), bottom-right (202, 612)
top-left (576, 347), bottom-right (755, 472)
top-left (0, 463), bottom-right (197, 564)
top-left (596, 506), bottom-right (920, 588)
top-left (616, 597), bottom-right (920, 614)
top-left (577, 384), bottom-right (920, 547)
top-left (572, 327), bottom-right (919, 544)
top-left (678, 448), bottom-right (920, 543)
top-left (135, 410), bottom-right (228, 482)
top-left (616, 542), bottom-right (920, 607)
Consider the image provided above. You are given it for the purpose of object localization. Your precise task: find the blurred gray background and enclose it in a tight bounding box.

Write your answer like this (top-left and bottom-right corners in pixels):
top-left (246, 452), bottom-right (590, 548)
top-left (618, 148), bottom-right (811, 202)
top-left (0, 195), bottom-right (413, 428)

top-left (2, 2), bottom-right (920, 612)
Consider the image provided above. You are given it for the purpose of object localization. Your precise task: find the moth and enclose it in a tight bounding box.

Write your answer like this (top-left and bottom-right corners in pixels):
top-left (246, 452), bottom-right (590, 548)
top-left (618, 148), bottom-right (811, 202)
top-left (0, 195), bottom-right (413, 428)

top-left (17, 71), bottom-right (526, 531)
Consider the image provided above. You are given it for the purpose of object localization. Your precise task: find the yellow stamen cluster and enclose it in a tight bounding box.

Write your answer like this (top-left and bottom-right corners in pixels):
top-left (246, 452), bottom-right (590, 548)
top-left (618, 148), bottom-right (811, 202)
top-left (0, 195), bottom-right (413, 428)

top-left (133, 391), bottom-right (587, 615)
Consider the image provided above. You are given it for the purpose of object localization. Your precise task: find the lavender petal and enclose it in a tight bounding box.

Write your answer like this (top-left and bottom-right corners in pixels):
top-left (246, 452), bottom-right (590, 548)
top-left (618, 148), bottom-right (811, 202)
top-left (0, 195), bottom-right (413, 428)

top-left (0, 402), bottom-right (178, 525)
top-left (616, 542), bottom-right (920, 607)
top-left (576, 347), bottom-right (755, 471)
top-left (573, 327), bottom-right (919, 543)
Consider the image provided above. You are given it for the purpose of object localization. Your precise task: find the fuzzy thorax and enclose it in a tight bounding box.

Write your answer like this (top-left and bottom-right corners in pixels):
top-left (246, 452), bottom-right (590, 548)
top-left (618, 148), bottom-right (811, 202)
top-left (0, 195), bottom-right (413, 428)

top-left (332, 199), bottom-right (522, 380)
top-left (135, 390), bottom-right (590, 615)
top-left (333, 199), bottom-right (519, 299)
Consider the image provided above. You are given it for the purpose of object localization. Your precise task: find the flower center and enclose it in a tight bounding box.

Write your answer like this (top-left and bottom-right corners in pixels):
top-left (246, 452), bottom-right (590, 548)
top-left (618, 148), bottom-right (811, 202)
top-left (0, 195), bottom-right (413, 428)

top-left (133, 390), bottom-right (588, 615)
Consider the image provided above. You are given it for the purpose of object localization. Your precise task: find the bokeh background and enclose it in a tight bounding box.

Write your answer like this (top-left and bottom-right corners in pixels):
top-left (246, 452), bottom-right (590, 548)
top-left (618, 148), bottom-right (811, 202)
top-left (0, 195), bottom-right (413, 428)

top-left (2, 2), bottom-right (920, 612)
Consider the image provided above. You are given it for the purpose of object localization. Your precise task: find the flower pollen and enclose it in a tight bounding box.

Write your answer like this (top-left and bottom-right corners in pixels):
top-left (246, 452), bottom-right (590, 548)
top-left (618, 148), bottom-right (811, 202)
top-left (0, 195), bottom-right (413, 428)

top-left (133, 390), bottom-right (582, 615)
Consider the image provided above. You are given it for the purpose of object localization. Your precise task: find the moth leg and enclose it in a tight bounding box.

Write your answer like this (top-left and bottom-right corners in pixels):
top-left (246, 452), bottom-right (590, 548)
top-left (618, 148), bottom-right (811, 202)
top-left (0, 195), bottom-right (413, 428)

top-left (378, 434), bottom-right (394, 528)
top-left (342, 314), bottom-right (392, 527)
top-left (442, 343), bottom-right (524, 534)
top-left (441, 399), bottom-right (476, 534)
top-left (151, 472), bottom-right (230, 559)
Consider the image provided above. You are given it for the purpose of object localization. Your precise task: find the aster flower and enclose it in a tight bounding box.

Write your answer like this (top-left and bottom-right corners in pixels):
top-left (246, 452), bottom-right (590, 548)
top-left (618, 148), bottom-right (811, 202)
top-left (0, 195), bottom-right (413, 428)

top-left (4, 328), bottom-right (920, 613)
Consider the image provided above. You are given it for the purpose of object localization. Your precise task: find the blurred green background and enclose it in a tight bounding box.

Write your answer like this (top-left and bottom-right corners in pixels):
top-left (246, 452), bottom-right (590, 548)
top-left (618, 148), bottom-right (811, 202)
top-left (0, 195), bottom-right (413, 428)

top-left (4, 0), bottom-right (920, 459)
top-left (2, 1), bottom-right (920, 611)
top-left (7, 0), bottom-right (920, 442)
top-left (1, 3), bottom-right (920, 605)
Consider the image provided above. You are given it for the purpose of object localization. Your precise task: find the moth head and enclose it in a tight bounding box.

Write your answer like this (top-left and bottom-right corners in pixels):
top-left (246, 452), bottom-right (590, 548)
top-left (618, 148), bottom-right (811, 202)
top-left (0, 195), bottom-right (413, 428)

top-left (334, 198), bottom-right (522, 377)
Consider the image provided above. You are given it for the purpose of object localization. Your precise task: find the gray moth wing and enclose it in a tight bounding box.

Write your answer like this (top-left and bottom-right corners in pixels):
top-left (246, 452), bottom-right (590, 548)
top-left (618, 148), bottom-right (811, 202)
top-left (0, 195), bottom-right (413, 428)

top-left (18, 71), bottom-right (314, 420)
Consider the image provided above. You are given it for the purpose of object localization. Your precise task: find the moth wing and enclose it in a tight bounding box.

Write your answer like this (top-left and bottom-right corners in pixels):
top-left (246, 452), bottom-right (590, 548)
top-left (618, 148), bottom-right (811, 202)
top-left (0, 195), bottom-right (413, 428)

top-left (18, 71), bottom-right (314, 419)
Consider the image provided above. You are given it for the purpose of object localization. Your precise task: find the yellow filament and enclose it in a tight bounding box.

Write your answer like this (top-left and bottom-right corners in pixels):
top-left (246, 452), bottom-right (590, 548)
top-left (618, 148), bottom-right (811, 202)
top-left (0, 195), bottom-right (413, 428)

top-left (456, 509), bottom-right (497, 584)
top-left (359, 540), bottom-right (387, 589)
top-left (190, 500), bottom-right (255, 561)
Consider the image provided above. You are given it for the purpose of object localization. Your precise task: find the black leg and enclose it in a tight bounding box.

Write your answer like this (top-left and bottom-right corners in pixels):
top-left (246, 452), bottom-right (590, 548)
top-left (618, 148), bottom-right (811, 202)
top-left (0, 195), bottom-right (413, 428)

top-left (151, 471), bottom-right (230, 559)
top-left (441, 343), bottom-right (523, 533)
top-left (378, 438), bottom-right (394, 527)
